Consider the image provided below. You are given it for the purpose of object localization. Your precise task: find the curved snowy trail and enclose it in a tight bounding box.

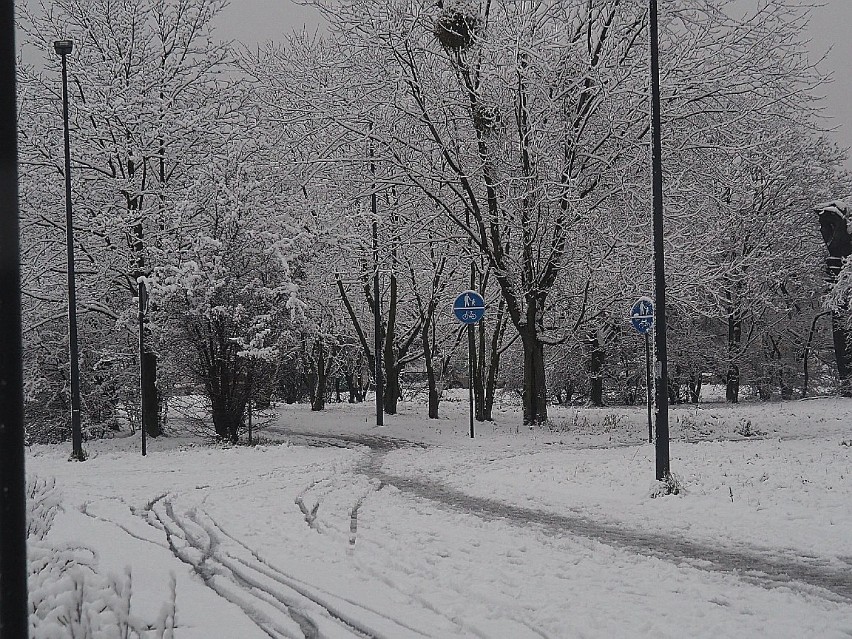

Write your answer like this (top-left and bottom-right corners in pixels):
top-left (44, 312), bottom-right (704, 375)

top-left (273, 428), bottom-right (852, 604)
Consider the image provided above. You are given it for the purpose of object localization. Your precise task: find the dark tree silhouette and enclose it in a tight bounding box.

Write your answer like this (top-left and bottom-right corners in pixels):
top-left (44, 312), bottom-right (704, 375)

top-left (817, 203), bottom-right (852, 397)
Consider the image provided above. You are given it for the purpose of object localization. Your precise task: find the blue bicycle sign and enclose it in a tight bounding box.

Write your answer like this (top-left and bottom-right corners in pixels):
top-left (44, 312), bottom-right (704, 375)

top-left (630, 296), bottom-right (655, 334)
top-left (453, 290), bottom-right (486, 324)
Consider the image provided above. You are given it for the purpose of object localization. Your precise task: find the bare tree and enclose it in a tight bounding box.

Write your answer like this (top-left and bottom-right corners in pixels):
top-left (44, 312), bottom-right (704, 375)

top-left (18, 0), bottom-right (237, 436)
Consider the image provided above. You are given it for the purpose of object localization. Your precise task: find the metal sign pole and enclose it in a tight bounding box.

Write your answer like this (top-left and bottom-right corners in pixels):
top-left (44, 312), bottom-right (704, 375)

top-left (630, 297), bottom-right (655, 446)
top-left (453, 290), bottom-right (485, 439)
top-left (645, 332), bottom-right (652, 443)
top-left (468, 324), bottom-right (475, 438)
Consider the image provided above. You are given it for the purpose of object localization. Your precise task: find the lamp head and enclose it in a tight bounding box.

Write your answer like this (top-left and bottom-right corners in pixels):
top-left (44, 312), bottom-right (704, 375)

top-left (53, 40), bottom-right (73, 55)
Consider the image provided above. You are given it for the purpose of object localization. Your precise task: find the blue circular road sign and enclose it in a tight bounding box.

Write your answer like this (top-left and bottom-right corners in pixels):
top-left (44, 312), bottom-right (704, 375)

top-left (630, 296), bottom-right (655, 334)
top-left (453, 290), bottom-right (486, 324)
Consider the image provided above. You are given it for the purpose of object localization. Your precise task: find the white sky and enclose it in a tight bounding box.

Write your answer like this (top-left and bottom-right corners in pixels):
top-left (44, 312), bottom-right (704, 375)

top-left (15, 0), bottom-right (852, 168)
top-left (214, 0), bottom-right (852, 169)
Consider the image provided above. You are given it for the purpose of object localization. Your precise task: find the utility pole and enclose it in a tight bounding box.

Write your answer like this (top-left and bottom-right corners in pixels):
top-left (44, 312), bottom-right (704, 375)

top-left (649, 0), bottom-right (671, 480)
top-left (369, 128), bottom-right (383, 426)
top-left (0, 3), bottom-right (30, 633)
top-left (55, 39), bottom-right (84, 461)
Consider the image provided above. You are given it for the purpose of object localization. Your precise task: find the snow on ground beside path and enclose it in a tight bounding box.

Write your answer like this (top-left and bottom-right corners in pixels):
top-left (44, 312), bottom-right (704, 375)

top-left (25, 396), bottom-right (852, 637)
top-left (372, 397), bottom-right (852, 562)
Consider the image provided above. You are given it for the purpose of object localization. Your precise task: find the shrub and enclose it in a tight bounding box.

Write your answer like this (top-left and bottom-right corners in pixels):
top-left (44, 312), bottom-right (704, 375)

top-left (26, 477), bottom-right (175, 638)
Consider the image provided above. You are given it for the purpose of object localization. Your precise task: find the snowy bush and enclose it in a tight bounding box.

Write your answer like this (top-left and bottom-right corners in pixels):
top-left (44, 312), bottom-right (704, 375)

top-left (674, 412), bottom-right (716, 439)
top-left (735, 418), bottom-right (766, 438)
top-left (827, 256), bottom-right (852, 320)
top-left (27, 477), bottom-right (175, 638)
top-left (151, 152), bottom-right (303, 443)
top-left (26, 477), bottom-right (60, 541)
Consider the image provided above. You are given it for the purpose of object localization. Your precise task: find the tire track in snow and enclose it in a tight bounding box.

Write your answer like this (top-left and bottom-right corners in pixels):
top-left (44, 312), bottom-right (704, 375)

top-left (146, 495), bottom-right (307, 638)
top-left (143, 494), bottom-right (433, 638)
top-left (287, 482), bottom-right (544, 639)
top-left (196, 511), bottom-right (436, 639)
top-left (272, 428), bottom-right (852, 603)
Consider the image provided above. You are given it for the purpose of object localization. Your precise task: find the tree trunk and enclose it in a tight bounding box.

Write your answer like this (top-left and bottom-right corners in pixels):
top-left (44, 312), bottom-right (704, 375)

top-left (211, 405), bottom-right (229, 440)
top-left (427, 379), bottom-right (439, 419)
top-left (249, 361), bottom-right (274, 410)
top-left (668, 364), bottom-right (682, 405)
top-left (422, 321), bottom-right (439, 419)
top-left (726, 315), bottom-right (742, 403)
top-left (587, 331), bottom-right (605, 407)
top-left (482, 298), bottom-right (507, 421)
top-left (688, 372), bottom-right (702, 403)
top-left (467, 324), bottom-right (481, 420)
top-left (311, 371), bottom-right (327, 411)
top-left (211, 401), bottom-right (240, 444)
top-left (345, 371), bottom-right (362, 403)
top-left (831, 312), bottom-right (852, 397)
top-left (474, 321), bottom-right (486, 421)
top-left (346, 372), bottom-right (356, 403)
top-left (310, 343), bottom-right (327, 411)
top-left (818, 206), bottom-right (852, 397)
top-left (800, 312), bottom-right (829, 399)
top-left (726, 364), bottom-right (740, 403)
top-left (520, 329), bottom-right (548, 425)
top-left (483, 334), bottom-right (499, 420)
top-left (383, 364), bottom-right (401, 414)
top-left (767, 335), bottom-right (792, 400)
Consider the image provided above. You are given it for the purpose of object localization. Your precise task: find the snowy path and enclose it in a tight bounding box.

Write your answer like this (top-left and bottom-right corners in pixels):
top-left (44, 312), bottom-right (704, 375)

top-left (27, 399), bottom-right (852, 637)
top-left (273, 428), bottom-right (852, 604)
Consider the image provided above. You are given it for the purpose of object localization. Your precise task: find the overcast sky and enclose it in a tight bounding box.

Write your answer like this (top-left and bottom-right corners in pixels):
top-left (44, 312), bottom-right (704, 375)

top-left (16, 0), bottom-right (852, 168)
top-left (214, 0), bottom-right (852, 169)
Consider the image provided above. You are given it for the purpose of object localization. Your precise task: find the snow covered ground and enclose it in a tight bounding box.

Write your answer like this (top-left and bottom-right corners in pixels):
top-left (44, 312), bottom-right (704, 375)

top-left (25, 396), bottom-right (852, 638)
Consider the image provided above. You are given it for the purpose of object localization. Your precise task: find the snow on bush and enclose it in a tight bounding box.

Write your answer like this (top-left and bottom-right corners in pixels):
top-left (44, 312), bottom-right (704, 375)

top-left (26, 476), bottom-right (175, 638)
top-left (26, 477), bottom-right (60, 541)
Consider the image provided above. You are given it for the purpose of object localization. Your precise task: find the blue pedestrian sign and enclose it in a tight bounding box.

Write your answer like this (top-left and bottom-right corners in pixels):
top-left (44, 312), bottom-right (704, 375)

top-left (630, 296), bottom-right (655, 334)
top-left (453, 290), bottom-right (486, 324)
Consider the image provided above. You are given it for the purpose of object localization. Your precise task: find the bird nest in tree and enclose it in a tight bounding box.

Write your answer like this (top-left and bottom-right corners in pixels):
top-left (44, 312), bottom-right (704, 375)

top-left (472, 103), bottom-right (501, 135)
top-left (434, 9), bottom-right (480, 51)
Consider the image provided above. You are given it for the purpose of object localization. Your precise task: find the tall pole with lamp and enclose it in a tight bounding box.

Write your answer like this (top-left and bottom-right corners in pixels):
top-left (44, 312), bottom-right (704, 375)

top-left (648, 1), bottom-right (671, 480)
top-left (55, 39), bottom-right (84, 461)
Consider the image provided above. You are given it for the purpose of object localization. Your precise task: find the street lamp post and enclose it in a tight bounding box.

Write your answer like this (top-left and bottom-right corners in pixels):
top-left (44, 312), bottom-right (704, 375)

top-left (648, 2), bottom-right (670, 480)
top-left (54, 39), bottom-right (84, 461)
